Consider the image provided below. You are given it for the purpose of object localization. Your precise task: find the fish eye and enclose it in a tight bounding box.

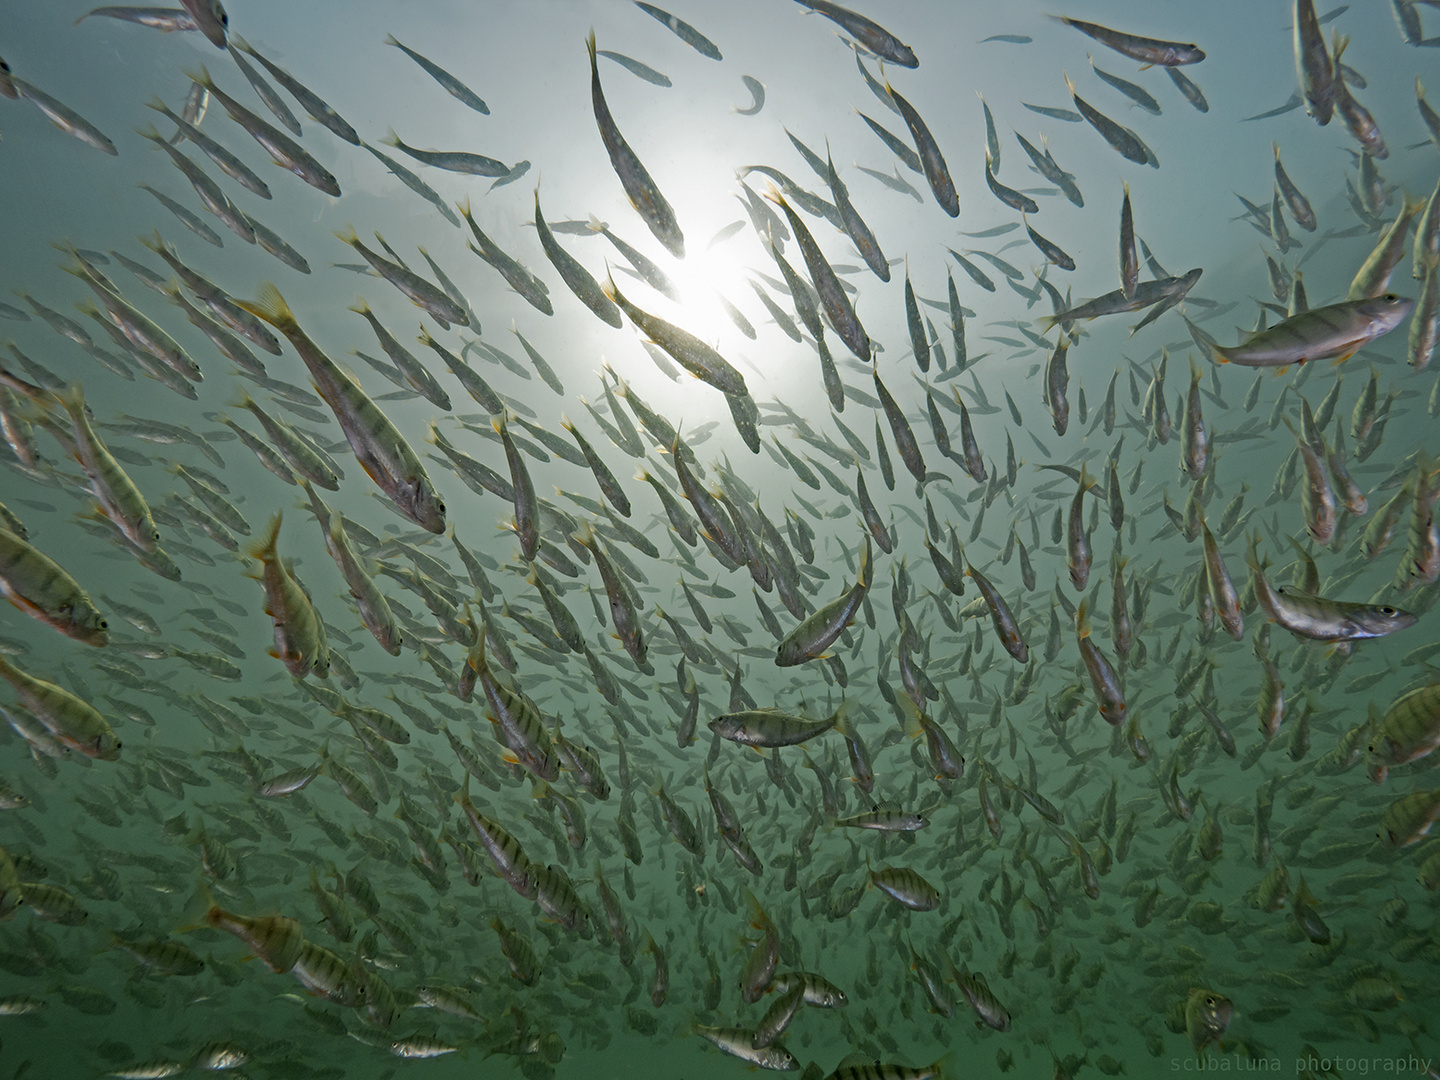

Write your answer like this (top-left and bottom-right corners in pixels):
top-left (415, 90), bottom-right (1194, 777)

top-left (97, 619), bottom-right (108, 629)
top-left (1381, 606), bottom-right (1396, 615)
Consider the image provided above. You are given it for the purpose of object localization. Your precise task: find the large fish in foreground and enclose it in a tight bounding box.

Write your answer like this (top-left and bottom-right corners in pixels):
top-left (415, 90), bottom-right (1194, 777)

top-left (0, 654), bottom-right (120, 759)
top-left (586, 31), bottom-right (684, 259)
top-left (0, 527), bottom-right (108, 646)
top-left (1247, 535), bottom-right (1417, 642)
top-left (236, 285), bottom-right (446, 534)
top-left (1207, 294), bottom-right (1413, 367)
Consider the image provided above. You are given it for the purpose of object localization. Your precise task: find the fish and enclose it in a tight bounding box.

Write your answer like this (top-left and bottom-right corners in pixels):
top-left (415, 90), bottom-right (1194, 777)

top-left (765, 187), bottom-right (870, 361)
top-left (245, 513), bottom-right (330, 679)
top-left (184, 65), bottom-right (340, 195)
top-left (229, 36), bottom-right (358, 144)
top-left (604, 276), bottom-right (745, 395)
top-left (381, 129), bottom-right (508, 176)
top-left (536, 189), bottom-right (624, 328)
top-left (384, 35), bottom-right (488, 114)
top-left (1090, 54), bottom-right (1162, 114)
top-left (1064, 72), bottom-right (1152, 167)
top-left (10, 75), bottom-right (117, 155)
top-left (1248, 534), bottom-right (1415, 641)
top-left (77, 7), bottom-right (200, 32)
top-left (709, 701), bottom-right (847, 749)
top-left (0, 528), bottom-right (108, 646)
top-left (1207, 295), bottom-right (1413, 366)
top-left (597, 49), bottom-right (671, 87)
top-left (586, 31), bottom-right (684, 259)
top-left (178, 0), bottom-right (226, 47)
top-left (341, 228), bottom-right (467, 327)
top-left (634, 2), bottom-right (722, 60)
top-left (1183, 988), bottom-right (1233, 1056)
top-left (776, 537), bottom-right (871, 665)
top-left (886, 81), bottom-right (958, 217)
top-left (792, 1), bottom-right (918, 68)
top-left (237, 285), bottom-right (446, 533)
top-left (1054, 15), bottom-right (1206, 66)
top-left (0, 654), bottom-right (120, 759)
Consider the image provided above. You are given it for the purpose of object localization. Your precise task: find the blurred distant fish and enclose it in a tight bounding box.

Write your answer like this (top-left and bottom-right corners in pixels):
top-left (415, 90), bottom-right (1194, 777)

top-left (634, 2), bottom-right (722, 60)
top-left (734, 75), bottom-right (765, 115)
top-left (77, 7), bottom-right (198, 32)
top-left (981, 33), bottom-right (1032, 44)
top-left (597, 50), bottom-right (671, 87)
top-left (1166, 65), bottom-right (1209, 112)
top-left (706, 220), bottom-right (746, 249)
top-left (488, 159), bottom-right (531, 193)
top-left (9, 76), bottom-right (116, 155)
top-left (178, 0), bottom-right (226, 47)
top-left (1022, 101), bottom-right (1083, 123)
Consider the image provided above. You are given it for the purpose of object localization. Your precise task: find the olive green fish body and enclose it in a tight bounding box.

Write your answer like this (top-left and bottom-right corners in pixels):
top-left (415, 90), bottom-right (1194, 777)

top-left (1210, 295), bottom-right (1413, 367)
top-left (0, 655), bottom-right (119, 759)
top-left (1368, 684), bottom-right (1440, 781)
top-left (0, 527), bottom-right (107, 645)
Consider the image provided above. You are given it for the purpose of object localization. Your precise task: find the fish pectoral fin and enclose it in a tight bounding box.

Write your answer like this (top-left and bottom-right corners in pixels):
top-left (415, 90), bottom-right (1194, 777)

top-left (1331, 348), bottom-right (1359, 366)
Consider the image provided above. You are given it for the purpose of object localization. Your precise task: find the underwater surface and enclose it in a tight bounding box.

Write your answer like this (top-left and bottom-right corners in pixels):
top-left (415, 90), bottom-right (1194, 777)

top-left (1, 0), bottom-right (1440, 1076)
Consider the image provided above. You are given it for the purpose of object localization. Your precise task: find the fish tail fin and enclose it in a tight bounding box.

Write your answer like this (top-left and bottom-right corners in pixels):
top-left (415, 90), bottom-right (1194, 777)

top-left (249, 512), bottom-right (282, 563)
top-left (379, 128), bottom-right (401, 149)
top-left (858, 535), bottom-right (872, 590)
top-left (900, 695), bottom-right (927, 739)
top-left (1076, 599), bottom-right (1091, 638)
top-left (55, 381), bottom-right (86, 424)
top-left (235, 283), bottom-right (297, 333)
top-left (1038, 314), bottom-right (1059, 333)
top-left (383, 33), bottom-right (400, 47)
top-left (586, 27), bottom-right (597, 64)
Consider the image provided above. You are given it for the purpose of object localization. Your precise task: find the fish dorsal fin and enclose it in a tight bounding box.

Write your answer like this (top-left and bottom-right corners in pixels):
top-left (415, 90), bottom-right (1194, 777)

top-left (836, 1051), bottom-right (875, 1071)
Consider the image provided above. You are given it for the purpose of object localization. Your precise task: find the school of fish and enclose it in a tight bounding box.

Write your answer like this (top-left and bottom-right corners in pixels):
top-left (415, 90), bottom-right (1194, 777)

top-left (3, 0), bottom-right (1440, 1077)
